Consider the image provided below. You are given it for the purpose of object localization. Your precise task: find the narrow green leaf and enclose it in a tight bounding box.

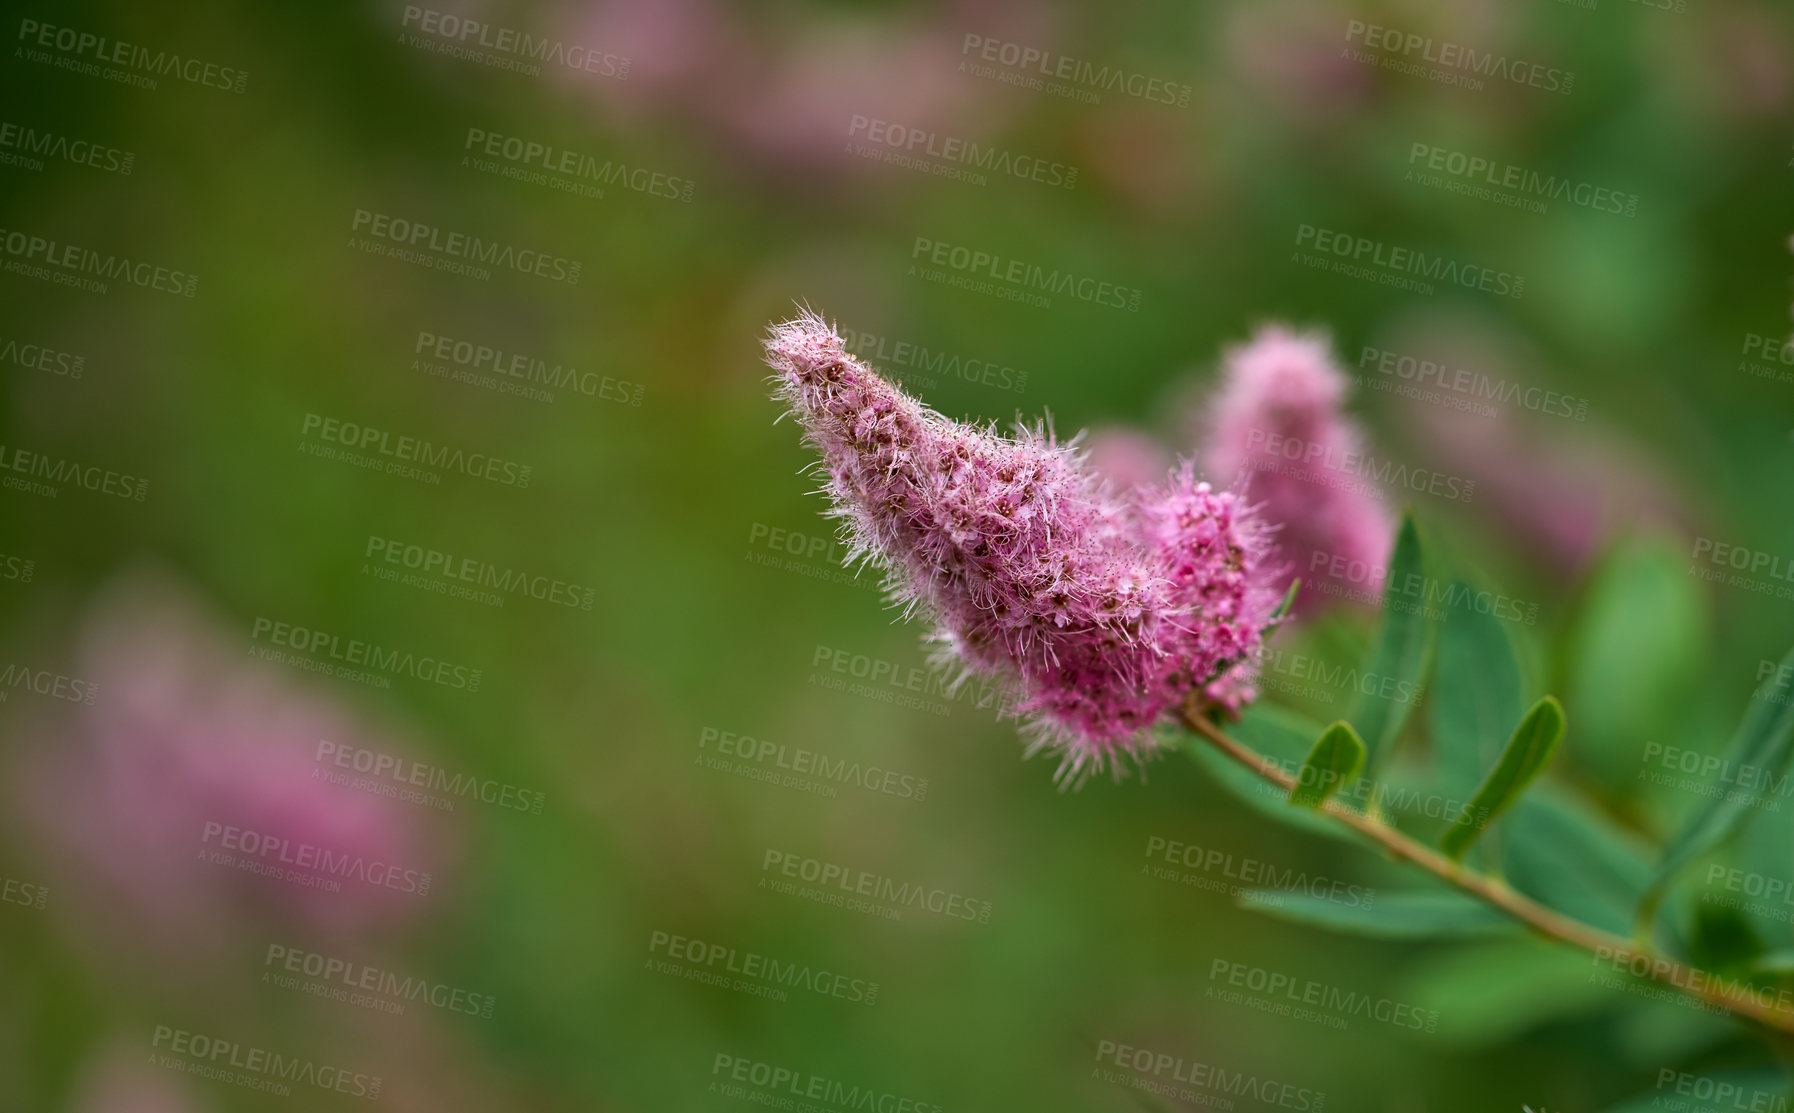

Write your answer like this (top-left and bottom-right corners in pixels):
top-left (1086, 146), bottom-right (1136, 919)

top-left (1651, 647), bottom-right (1794, 890)
top-left (1269, 578), bottom-right (1300, 622)
top-left (1348, 513), bottom-right (1434, 769)
top-left (1430, 586), bottom-right (1527, 798)
top-left (1237, 888), bottom-right (1516, 938)
top-left (1441, 697), bottom-right (1566, 859)
top-left (1288, 721), bottom-right (1365, 809)
top-left (1176, 706), bottom-right (1354, 843)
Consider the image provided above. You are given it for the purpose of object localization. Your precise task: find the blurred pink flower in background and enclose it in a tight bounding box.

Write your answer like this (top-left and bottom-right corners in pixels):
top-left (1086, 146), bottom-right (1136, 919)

top-left (1071, 104), bottom-right (1208, 221)
top-left (1220, 0), bottom-right (1376, 126)
top-left (1642, 2), bottom-right (1792, 124)
top-left (11, 574), bottom-right (446, 961)
top-left (1200, 325), bottom-right (1394, 615)
top-left (553, 0), bottom-right (731, 114)
top-left (1082, 426), bottom-right (1173, 494)
top-left (539, 0), bottom-right (1051, 184)
top-left (1372, 311), bottom-right (1698, 580)
top-left (710, 26), bottom-right (989, 179)
top-left (67, 1044), bottom-right (197, 1113)
top-left (1397, 392), bottom-right (1696, 581)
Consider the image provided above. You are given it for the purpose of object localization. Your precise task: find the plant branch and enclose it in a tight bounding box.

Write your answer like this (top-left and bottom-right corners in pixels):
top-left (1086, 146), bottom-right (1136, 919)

top-left (1179, 704), bottom-right (1794, 1035)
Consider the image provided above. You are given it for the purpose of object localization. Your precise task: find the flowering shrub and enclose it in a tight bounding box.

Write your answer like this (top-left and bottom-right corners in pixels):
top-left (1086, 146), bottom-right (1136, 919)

top-left (766, 308), bottom-right (1794, 1038)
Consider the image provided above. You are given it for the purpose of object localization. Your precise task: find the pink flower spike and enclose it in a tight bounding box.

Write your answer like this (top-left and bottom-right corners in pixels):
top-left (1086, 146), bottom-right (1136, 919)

top-left (1202, 324), bottom-right (1393, 616)
top-left (765, 309), bottom-right (1281, 784)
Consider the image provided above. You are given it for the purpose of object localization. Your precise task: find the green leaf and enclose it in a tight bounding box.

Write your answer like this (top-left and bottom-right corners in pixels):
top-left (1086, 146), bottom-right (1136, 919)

top-left (1430, 585), bottom-right (1527, 799)
top-left (1505, 788), bottom-right (1654, 937)
top-left (1348, 513), bottom-right (1434, 769)
top-left (1651, 647), bottom-right (1794, 890)
top-left (1737, 779), bottom-right (1794, 942)
top-left (1750, 949), bottom-right (1794, 977)
top-left (1238, 887), bottom-right (1517, 938)
top-left (1288, 721), bottom-right (1365, 809)
top-left (1394, 939), bottom-right (1617, 1048)
top-left (1269, 577), bottom-right (1300, 622)
top-left (1565, 536), bottom-right (1706, 788)
top-left (1441, 697), bottom-right (1565, 859)
top-left (1177, 705), bottom-right (1353, 843)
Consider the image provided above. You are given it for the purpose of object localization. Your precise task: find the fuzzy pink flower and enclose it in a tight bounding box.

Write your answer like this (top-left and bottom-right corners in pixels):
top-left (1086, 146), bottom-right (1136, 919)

top-left (1202, 325), bottom-right (1393, 614)
top-left (766, 310), bottom-right (1280, 781)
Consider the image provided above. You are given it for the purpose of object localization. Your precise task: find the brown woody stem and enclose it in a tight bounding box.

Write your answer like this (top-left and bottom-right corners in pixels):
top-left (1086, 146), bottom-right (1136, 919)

top-left (1179, 705), bottom-right (1794, 1035)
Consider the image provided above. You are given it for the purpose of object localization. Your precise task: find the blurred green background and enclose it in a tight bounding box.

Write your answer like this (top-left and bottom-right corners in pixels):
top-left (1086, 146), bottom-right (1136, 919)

top-left (3, 1), bottom-right (1794, 1110)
